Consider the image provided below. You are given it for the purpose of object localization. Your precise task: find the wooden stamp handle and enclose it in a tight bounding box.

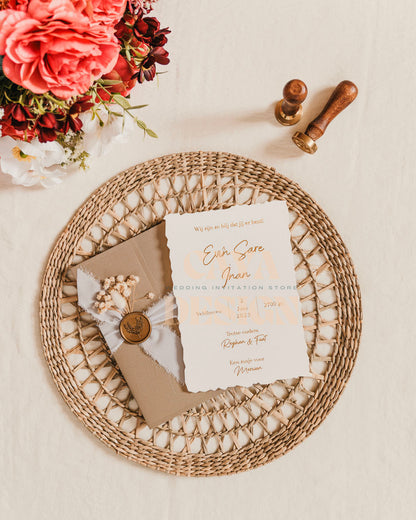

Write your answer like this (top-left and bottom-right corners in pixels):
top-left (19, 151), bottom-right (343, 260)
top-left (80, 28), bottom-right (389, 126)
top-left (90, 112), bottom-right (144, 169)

top-left (281, 79), bottom-right (308, 116)
top-left (305, 80), bottom-right (358, 141)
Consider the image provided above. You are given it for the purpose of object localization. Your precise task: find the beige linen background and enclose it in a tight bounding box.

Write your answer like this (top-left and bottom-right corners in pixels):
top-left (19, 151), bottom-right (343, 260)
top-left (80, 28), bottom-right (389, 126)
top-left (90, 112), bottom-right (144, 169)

top-left (1, 1), bottom-right (415, 518)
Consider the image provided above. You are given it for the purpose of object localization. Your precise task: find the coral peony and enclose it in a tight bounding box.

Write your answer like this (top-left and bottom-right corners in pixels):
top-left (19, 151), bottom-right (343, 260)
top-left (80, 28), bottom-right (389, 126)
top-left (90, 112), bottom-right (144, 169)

top-left (85, 0), bottom-right (128, 25)
top-left (0, 0), bottom-right (120, 99)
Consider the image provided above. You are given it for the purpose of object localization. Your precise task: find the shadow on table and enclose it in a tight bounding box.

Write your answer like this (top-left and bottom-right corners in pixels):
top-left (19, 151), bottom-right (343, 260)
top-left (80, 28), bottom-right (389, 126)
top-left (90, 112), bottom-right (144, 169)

top-left (168, 87), bottom-right (334, 160)
top-left (0, 172), bottom-right (49, 191)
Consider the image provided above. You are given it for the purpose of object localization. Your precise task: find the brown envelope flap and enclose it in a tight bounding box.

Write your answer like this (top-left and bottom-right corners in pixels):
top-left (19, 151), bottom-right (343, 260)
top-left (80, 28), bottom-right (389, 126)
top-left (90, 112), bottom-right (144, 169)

top-left (73, 222), bottom-right (221, 427)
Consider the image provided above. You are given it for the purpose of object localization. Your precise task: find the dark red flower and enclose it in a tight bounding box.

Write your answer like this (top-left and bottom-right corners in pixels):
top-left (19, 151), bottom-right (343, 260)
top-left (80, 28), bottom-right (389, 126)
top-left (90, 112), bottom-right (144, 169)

top-left (2, 103), bottom-right (34, 131)
top-left (0, 118), bottom-right (36, 141)
top-left (115, 12), bottom-right (136, 40)
top-left (135, 47), bottom-right (169, 83)
top-left (133, 16), bottom-right (171, 48)
top-left (36, 113), bottom-right (59, 142)
top-left (136, 62), bottom-right (155, 83)
top-left (72, 96), bottom-right (94, 114)
top-left (126, 9), bottom-right (170, 84)
top-left (57, 112), bottom-right (83, 134)
top-left (151, 31), bottom-right (168, 47)
top-left (57, 96), bottom-right (92, 134)
top-left (151, 46), bottom-right (170, 65)
top-left (134, 16), bottom-right (159, 41)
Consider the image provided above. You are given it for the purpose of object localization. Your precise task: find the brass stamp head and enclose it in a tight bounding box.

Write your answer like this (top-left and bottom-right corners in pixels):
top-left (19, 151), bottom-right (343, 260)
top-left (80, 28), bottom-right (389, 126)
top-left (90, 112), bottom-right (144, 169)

top-left (119, 312), bottom-right (152, 344)
top-left (292, 131), bottom-right (318, 154)
top-left (275, 100), bottom-right (303, 126)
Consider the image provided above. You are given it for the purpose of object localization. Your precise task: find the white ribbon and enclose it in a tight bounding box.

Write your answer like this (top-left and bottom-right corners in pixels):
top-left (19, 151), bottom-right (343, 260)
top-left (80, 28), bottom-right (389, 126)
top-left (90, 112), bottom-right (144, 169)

top-left (77, 269), bottom-right (185, 383)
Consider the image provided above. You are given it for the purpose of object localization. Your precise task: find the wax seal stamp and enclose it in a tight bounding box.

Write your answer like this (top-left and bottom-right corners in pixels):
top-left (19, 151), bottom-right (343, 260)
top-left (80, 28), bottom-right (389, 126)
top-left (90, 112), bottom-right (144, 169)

top-left (119, 312), bottom-right (152, 344)
top-left (275, 79), bottom-right (308, 126)
top-left (292, 80), bottom-right (358, 154)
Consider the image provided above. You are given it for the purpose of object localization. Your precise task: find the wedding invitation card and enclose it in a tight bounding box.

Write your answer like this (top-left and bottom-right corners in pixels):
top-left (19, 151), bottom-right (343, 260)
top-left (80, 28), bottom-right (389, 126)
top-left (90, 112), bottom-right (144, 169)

top-left (165, 201), bottom-right (311, 392)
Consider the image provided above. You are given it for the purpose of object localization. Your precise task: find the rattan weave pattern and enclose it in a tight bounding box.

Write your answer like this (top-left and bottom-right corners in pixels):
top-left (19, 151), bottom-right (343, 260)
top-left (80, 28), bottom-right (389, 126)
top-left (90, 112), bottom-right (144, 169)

top-left (40, 151), bottom-right (362, 476)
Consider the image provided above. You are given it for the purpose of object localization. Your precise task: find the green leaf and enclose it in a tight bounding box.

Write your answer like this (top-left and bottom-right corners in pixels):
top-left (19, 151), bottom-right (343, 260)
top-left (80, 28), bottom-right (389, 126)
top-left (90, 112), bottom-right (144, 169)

top-left (100, 79), bottom-right (124, 86)
top-left (112, 94), bottom-right (131, 109)
top-left (128, 104), bottom-right (148, 110)
top-left (135, 119), bottom-right (147, 130)
top-left (145, 128), bottom-right (158, 138)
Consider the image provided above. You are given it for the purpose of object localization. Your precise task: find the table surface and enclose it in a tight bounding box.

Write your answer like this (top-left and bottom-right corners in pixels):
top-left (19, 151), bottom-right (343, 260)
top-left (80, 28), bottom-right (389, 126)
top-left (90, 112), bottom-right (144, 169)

top-left (1, 1), bottom-right (415, 518)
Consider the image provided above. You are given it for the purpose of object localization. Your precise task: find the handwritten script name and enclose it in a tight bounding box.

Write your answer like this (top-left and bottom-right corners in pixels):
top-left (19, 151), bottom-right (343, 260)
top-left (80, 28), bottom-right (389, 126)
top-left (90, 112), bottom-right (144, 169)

top-left (202, 240), bottom-right (265, 288)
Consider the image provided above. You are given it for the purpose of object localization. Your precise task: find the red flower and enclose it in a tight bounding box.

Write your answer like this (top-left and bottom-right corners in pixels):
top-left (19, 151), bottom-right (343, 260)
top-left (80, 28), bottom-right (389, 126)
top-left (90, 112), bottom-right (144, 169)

top-left (0, 118), bottom-right (36, 140)
top-left (134, 16), bottom-right (159, 41)
top-left (2, 103), bottom-right (34, 131)
top-left (100, 54), bottom-right (140, 98)
top-left (115, 13), bottom-right (136, 40)
top-left (127, 10), bottom-right (170, 84)
top-left (36, 113), bottom-right (59, 142)
top-left (71, 95), bottom-right (94, 113)
top-left (1, 103), bottom-right (35, 140)
top-left (0, 99), bottom-right (92, 142)
top-left (58, 113), bottom-right (83, 134)
top-left (57, 100), bottom-right (88, 133)
top-left (136, 47), bottom-right (169, 83)
top-left (114, 5), bottom-right (170, 88)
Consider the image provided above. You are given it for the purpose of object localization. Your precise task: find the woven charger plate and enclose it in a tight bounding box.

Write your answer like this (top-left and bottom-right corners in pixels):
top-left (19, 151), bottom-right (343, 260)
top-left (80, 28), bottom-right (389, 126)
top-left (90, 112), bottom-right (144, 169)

top-left (40, 151), bottom-right (362, 476)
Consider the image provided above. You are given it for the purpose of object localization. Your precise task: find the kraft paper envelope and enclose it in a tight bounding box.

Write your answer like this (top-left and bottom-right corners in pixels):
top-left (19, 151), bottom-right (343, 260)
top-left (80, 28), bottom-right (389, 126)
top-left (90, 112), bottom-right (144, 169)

top-left (73, 222), bottom-right (220, 428)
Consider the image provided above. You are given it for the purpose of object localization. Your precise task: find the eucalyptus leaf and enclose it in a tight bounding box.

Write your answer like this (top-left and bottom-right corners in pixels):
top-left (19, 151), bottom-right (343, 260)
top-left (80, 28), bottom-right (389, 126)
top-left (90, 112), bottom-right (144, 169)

top-left (128, 104), bottom-right (148, 110)
top-left (100, 79), bottom-right (124, 86)
top-left (145, 128), bottom-right (158, 138)
top-left (112, 94), bottom-right (132, 109)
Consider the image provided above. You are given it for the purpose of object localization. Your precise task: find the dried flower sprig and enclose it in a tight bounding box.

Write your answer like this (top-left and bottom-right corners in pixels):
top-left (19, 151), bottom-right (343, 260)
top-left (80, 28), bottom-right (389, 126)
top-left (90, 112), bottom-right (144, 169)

top-left (94, 274), bottom-right (155, 315)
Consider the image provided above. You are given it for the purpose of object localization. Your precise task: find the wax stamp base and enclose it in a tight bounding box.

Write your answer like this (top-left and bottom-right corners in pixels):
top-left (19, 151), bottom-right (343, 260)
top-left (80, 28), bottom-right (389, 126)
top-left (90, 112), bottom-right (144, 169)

top-left (119, 312), bottom-right (152, 344)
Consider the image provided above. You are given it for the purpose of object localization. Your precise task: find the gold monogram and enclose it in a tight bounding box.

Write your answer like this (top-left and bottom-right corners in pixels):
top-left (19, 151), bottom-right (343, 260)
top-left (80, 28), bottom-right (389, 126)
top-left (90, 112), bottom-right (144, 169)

top-left (123, 316), bottom-right (144, 335)
top-left (119, 312), bottom-right (151, 344)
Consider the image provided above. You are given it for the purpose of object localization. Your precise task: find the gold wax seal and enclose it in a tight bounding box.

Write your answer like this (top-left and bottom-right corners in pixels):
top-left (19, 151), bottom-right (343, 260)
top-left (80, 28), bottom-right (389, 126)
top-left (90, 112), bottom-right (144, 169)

top-left (119, 312), bottom-right (151, 344)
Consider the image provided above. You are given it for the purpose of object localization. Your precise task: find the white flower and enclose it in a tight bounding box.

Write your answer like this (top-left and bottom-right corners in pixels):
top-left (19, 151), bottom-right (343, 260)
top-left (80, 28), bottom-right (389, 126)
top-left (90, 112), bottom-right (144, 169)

top-left (0, 136), bottom-right (66, 188)
top-left (79, 108), bottom-right (134, 158)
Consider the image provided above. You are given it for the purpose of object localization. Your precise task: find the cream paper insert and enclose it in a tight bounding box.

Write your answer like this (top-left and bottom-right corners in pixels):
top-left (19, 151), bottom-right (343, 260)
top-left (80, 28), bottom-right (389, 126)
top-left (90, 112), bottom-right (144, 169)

top-left (165, 201), bottom-right (311, 392)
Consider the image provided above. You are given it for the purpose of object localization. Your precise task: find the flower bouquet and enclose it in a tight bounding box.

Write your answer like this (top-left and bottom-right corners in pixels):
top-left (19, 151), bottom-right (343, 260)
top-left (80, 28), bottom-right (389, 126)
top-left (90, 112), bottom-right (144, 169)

top-left (0, 0), bottom-right (169, 187)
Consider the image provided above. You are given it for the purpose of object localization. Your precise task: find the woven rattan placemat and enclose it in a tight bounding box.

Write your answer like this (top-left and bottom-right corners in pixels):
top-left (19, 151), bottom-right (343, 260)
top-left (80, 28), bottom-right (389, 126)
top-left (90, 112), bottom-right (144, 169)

top-left (40, 151), bottom-right (362, 476)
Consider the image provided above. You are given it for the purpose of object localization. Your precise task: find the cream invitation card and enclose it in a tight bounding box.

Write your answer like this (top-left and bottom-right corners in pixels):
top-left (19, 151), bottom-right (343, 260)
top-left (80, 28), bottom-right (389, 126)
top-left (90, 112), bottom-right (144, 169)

top-left (165, 201), bottom-right (311, 392)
